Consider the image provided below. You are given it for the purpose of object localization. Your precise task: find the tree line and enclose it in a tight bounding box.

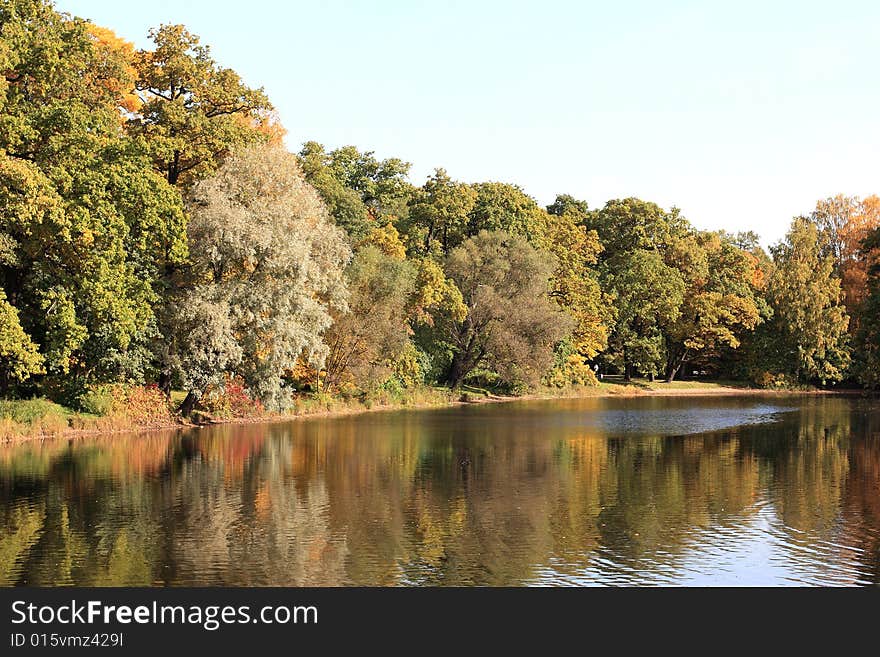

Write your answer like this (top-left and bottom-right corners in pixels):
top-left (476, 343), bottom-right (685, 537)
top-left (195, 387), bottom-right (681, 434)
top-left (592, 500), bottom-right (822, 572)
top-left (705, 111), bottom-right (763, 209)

top-left (1, 0), bottom-right (879, 414)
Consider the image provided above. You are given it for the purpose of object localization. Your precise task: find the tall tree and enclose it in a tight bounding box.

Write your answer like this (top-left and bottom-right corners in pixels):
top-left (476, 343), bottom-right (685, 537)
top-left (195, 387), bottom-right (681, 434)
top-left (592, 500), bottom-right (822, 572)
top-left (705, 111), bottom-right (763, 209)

top-left (546, 193), bottom-right (590, 220)
top-left (405, 168), bottom-right (477, 256)
top-left (321, 246), bottom-right (416, 390)
top-left (173, 144), bottom-right (350, 410)
top-left (767, 217), bottom-right (850, 384)
top-left (588, 197), bottom-right (690, 378)
top-left (603, 249), bottom-right (685, 380)
top-left (661, 232), bottom-right (763, 381)
top-left (467, 182), bottom-right (547, 239)
top-left (541, 196), bottom-right (609, 373)
top-left (0, 289), bottom-right (43, 391)
top-left (297, 141), bottom-right (413, 242)
top-left (586, 197), bottom-right (688, 262)
top-left (130, 23), bottom-right (276, 188)
top-left (0, 0), bottom-right (186, 392)
top-left (436, 230), bottom-right (571, 388)
top-left (854, 227), bottom-right (880, 388)
top-left (809, 194), bottom-right (860, 265)
top-left (807, 195), bottom-right (880, 322)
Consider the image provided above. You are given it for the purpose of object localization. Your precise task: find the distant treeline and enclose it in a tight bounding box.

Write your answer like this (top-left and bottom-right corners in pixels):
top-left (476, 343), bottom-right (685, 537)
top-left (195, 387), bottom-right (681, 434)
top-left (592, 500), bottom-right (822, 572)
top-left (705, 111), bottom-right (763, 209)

top-left (1, 0), bottom-right (878, 414)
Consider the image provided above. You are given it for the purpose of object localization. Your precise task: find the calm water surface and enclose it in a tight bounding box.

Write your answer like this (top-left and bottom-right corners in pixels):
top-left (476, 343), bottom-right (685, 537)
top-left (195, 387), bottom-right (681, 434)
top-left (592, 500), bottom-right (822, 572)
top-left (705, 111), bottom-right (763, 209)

top-left (2, 395), bottom-right (879, 586)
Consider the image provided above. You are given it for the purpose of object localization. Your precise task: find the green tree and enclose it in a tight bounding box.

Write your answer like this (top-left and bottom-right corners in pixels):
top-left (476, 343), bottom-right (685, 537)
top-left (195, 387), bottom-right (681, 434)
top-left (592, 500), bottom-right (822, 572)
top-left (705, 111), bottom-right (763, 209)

top-left (0, 288), bottom-right (43, 389)
top-left (603, 249), bottom-right (685, 379)
top-left (467, 182), bottom-right (547, 239)
top-left (0, 1), bottom-right (187, 391)
top-left (588, 197), bottom-right (690, 378)
top-left (546, 193), bottom-right (590, 220)
top-left (297, 141), bottom-right (413, 242)
top-left (405, 168), bottom-right (477, 256)
top-left (319, 144), bottom-right (412, 221)
top-left (587, 197), bottom-right (688, 261)
top-left (297, 141), bottom-right (371, 241)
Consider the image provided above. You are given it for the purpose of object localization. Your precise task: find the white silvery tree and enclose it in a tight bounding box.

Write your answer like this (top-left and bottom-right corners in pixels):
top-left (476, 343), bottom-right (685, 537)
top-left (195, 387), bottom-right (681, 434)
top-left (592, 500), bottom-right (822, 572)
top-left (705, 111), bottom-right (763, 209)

top-left (175, 143), bottom-right (351, 410)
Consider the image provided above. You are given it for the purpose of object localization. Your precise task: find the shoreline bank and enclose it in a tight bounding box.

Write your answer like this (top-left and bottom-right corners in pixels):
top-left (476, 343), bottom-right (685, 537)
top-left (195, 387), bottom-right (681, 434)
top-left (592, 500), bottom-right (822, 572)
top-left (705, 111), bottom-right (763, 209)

top-left (0, 382), bottom-right (865, 445)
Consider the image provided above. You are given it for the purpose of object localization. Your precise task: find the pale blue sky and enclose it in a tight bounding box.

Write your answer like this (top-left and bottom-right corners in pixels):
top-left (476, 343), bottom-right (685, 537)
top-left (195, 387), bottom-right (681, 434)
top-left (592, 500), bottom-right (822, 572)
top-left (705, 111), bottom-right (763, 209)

top-left (57, 1), bottom-right (880, 244)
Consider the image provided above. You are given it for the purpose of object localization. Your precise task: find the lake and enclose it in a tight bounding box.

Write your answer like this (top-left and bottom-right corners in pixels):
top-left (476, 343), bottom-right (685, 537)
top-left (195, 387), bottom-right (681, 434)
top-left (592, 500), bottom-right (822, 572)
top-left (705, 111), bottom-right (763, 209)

top-left (2, 394), bottom-right (879, 586)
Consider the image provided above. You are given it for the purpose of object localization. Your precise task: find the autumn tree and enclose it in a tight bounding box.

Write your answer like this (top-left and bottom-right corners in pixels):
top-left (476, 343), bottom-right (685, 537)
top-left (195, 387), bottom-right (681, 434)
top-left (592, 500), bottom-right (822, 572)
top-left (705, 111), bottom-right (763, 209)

top-left (321, 246), bottom-right (416, 390)
top-left (661, 232), bottom-right (763, 381)
top-left (854, 227), bottom-right (880, 388)
top-left (130, 23), bottom-right (276, 188)
top-left (766, 217), bottom-right (850, 384)
top-left (540, 196), bottom-right (608, 382)
top-left (85, 24), bottom-right (140, 116)
top-left (809, 195), bottom-right (880, 321)
top-left (436, 230), bottom-right (571, 388)
top-left (172, 144), bottom-right (350, 410)
top-left (0, 0), bottom-right (187, 394)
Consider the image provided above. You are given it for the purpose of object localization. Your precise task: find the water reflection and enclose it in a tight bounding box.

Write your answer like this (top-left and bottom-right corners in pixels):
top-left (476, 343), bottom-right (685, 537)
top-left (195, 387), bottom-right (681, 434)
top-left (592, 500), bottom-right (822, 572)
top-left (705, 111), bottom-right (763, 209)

top-left (1, 395), bottom-right (878, 586)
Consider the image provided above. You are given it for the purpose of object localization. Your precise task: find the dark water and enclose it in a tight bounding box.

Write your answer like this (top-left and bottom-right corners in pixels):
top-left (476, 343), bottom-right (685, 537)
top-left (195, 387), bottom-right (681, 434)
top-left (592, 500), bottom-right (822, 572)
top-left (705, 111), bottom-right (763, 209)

top-left (2, 394), bottom-right (879, 586)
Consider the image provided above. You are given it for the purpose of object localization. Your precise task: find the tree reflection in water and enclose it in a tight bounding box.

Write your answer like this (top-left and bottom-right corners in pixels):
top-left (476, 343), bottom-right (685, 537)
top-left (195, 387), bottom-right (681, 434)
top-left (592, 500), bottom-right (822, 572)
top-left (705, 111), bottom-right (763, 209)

top-left (1, 395), bottom-right (878, 586)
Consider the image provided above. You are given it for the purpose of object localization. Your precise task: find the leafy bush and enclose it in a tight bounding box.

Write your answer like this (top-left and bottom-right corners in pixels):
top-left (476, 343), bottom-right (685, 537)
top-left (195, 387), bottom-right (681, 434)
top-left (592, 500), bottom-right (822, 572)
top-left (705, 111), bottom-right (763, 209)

top-left (77, 385), bottom-right (116, 416)
top-left (115, 384), bottom-right (174, 424)
top-left (544, 338), bottom-right (600, 387)
top-left (198, 376), bottom-right (264, 418)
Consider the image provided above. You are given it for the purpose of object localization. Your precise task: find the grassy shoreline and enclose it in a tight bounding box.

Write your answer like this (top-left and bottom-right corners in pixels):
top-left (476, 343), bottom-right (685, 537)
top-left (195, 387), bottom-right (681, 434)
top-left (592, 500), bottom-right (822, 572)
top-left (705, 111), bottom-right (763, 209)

top-left (0, 379), bottom-right (862, 444)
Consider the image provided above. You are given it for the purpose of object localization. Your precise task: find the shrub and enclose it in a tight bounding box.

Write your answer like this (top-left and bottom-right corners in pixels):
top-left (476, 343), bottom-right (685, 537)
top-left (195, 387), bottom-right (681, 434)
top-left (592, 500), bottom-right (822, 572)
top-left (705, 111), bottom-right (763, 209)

top-left (77, 385), bottom-right (116, 416)
top-left (197, 376), bottom-right (264, 419)
top-left (114, 384), bottom-right (174, 425)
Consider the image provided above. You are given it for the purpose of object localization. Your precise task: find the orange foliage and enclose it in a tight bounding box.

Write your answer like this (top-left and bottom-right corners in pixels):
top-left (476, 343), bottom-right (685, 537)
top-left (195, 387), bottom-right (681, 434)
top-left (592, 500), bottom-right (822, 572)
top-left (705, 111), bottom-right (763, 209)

top-left (743, 251), bottom-right (766, 290)
top-left (86, 24), bottom-right (141, 115)
top-left (235, 109), bottom-right (287, 145)
top-left (839, 195), bottom-right (880, 318)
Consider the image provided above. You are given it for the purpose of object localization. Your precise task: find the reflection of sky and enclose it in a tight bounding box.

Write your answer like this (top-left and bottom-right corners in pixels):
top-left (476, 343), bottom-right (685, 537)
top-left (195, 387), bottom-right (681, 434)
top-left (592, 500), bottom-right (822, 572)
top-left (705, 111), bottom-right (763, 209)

top-left (472, 402), bottom-right (798, 437)
top-left (527, 501), bottom-right (871, 587)
top-left (569, 405), bottom-right (796, 437)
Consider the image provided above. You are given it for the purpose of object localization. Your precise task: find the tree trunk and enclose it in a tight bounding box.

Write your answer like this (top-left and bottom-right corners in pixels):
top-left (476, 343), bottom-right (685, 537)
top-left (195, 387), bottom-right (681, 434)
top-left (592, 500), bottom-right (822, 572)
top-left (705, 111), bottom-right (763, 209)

top-left (447, 352), bottom-right (466, 388)
top-left (179, 390), bottom-right (198, 418)
top-left (665, 349), bottom-right (688, 383)
top-left (624, 361), bottom-right (633, 381)
top-left (167, 150), bottom-right (180, 186)
top-left (158, 371), bottom-right (172, 398)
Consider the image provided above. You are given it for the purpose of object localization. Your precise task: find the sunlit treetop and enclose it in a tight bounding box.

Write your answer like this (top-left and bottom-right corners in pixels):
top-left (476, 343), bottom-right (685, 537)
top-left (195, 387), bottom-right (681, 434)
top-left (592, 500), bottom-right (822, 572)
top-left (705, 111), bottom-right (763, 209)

top-left (130, 23), bottom-right (277, 187)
